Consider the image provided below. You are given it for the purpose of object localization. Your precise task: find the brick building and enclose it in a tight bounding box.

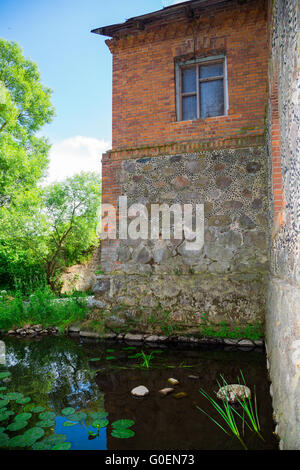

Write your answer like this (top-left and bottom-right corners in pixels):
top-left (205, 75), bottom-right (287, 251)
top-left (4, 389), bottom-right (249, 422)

top-left (92, 0), bottom-right (300, 449)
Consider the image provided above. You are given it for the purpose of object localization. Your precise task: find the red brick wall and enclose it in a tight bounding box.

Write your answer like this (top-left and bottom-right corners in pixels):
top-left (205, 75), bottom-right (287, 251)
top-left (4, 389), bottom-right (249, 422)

top-left (107, 0), bottom-right (268, 153)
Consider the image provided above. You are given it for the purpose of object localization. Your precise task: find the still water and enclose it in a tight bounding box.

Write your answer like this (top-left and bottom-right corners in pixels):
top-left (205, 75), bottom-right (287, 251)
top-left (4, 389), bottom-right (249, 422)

top-left (0, 335), bottom-right (278, 450)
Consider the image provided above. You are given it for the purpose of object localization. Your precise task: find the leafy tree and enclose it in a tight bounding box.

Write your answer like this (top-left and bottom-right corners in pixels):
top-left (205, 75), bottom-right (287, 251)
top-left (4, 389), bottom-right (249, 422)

top-left (0, 39), bottom-right (55, 205)
top-left (43, 172), bottom-right (101, 286)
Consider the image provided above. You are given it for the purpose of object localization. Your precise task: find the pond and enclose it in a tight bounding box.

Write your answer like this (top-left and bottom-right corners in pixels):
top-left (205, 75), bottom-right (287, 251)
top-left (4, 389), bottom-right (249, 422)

top-left (0, 335), bottom-right (278, 450)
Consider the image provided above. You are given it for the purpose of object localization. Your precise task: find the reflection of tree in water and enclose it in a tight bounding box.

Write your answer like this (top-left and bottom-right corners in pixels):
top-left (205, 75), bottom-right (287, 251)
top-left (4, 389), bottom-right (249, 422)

top-left (4, 336), bottom-right (104, 413)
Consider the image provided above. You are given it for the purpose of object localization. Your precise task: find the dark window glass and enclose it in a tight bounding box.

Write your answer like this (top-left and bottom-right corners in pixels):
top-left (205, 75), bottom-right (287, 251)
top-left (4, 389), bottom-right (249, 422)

top-left (200, 79), bottom-right (224, 118)
top-left (199, 62), bottom-right (223, 79)
top-left (182, 68), bottom-right (196, 93)
top-left (182, 95), bottom-right (197, 120)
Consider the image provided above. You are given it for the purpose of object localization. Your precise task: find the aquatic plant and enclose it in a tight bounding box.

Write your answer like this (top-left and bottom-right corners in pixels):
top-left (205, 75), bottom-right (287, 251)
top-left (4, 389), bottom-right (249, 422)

top-left (197, 372), bottom-right (264, 450)
top-left (128, 350), bottom-right (163, 369)
top-left (197, 384), bottom-right (248, 450)
top-left (221, 372), bottom-right (264, 442)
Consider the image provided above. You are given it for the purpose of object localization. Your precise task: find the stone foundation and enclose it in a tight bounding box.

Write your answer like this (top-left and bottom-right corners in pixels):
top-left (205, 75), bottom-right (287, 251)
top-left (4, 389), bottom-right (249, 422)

top-left (96, 146), bottom-right (268, 326)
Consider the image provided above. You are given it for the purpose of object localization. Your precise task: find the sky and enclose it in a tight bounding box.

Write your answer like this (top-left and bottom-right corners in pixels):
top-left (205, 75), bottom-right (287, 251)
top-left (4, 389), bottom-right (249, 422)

top-left (0, 0), bottom-right (187, 183)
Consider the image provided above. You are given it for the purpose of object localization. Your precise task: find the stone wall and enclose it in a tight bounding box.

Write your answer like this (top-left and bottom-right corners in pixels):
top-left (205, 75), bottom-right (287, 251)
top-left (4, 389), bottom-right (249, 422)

top-left (266, 0), bottom-right (300, 450)
top-left (96, 146), bottom-right (268, 325)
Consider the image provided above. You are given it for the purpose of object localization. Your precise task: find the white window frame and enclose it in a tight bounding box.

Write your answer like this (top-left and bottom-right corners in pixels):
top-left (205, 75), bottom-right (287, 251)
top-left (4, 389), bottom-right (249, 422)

top-left (175, 55), bottom-right (229, 122)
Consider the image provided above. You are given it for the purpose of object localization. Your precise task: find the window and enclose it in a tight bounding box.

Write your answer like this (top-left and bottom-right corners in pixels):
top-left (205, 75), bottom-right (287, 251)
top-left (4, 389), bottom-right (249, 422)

top-left (176, 56), bottom-right (227, 121)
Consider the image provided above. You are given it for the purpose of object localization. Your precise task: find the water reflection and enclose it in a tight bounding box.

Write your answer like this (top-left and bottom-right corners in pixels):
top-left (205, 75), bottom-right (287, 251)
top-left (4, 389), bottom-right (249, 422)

top-left (0, 336), bottom-right (278, 450)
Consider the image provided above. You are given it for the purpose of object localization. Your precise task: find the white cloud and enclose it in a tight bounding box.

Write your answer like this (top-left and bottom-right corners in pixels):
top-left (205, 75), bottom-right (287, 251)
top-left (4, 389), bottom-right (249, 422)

top-left (45, 136), bottom-right (111, 184)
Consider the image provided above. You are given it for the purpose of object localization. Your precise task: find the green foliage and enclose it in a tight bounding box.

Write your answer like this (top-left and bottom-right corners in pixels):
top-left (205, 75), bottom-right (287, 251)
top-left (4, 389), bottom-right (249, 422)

top-left (198, 321), bottom-right (263, 340)
top-left (0, 287), bottom-right (87, 331)
top-left (197, 372), bottom-right (264, 450)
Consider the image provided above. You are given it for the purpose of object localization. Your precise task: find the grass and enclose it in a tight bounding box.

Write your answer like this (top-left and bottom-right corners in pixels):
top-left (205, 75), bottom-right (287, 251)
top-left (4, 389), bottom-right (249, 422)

top-left (0, 287), bottom-right (87, 332)
top-left (197, 371), bottom-right (264, 450)
top-left (198, 321), bottom-right (263, 340)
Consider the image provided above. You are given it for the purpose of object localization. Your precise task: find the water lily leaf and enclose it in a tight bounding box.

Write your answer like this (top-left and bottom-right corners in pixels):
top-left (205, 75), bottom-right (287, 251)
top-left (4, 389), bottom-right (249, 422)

top-left (72, 412), bottom-right (87, 422)
top-left (88, 430), bottom-right (98, 437)
top-left (16, 396), bottom-right (31, 405)
top-left (0, 410), bottom-right (13, 422)
top-left (0, 426), bottom-right (5, 433)
top-left (39, 411), bottom-right (56, 421)
top-left (0, 387), bottom-right (7, 391)
top-left (44, 434), bottom-right (66, 446)
top-left (111, 419), bottom-right (135, 429)
top-left (7, 420), bottom-right (28, 432)
top-left (92, 419), bottom-right (109, 429)
top-left (63, 421), bottom-right (77, 427)
top-left (15, 412), bottom-right (32, 422)
top-left (106, 356), bottom-right (115, 360)
top-left (36, 420), bottom-right (56, 428)
top-left (32, 440), bottom-right (52, 450)
top-left (8, 434), bottom-right (29, 448)
top-left (111, 428), bottom-right (135, 439)
top-left (0, 432), bottom-right (9, 447)
top-left (106, 349), bottom-right (114, 353)
top-left (31, 406), bottom-right (46, 413)
top-left (61, 407), bottom-right (75, 416)
top-left (23, 427), bottom-right (45, 444)
top-left (0, 372), bottom-right (11, 380)
top-left (122, 347), bottom-right (137, 351)
top-left (89, 358), bottom-right (101, 362)
top-left (6, 392), bottom-right (23, 401)
top-left (90, 411), bottom-right (108, 420)
top-left (52, 442), bottom-right (72, 450)
top-left (0, 398), bottom-right (9, 408)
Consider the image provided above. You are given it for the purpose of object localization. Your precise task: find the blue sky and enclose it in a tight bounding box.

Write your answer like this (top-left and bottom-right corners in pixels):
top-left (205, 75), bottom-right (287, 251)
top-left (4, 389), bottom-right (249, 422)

top-left (0, 0), bottom-right (185, 181)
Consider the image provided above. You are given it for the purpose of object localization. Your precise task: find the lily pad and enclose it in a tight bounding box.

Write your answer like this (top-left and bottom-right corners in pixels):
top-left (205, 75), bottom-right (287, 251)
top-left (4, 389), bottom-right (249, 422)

top-left (0, 432), bottom-right (9, 447)
top-left (6, 392), bottom-right (23, 401)
top-left (16, 396), bottom-right (31, 405)
top-left (90, 411), bottom-right (108, 420)
top-left (89, 358), bottom-right (101, 362)
top-left (106, 356), bottom-right (115, 360)
top-left (88, 431), bottom-right (98, 437)
top-left (52, 442), bottom-right (72, 450)
top-left (111, 428), bottom-right (135, 439)
top-left (0, 387), bottom-right (7, 391)
top-left (8, 434), bottom-right (29, 448)
top-left (106, 349), bottom-right (115, 353)
top-left (7, 420), bottom-right (28, 432)
top-left (15, 412), bottom-right (32, 422)
top-left (39, 411), bottom-right (56, 421)
top-left (43, 434), bottom-right (66, 446)
top-left (112, 419), bottom-right (135, 429)
top-left (63, 421), bottom-right (77, 427)
top-left (32, 440), bottom-right (52, 450)
top-left (122, 347), bottom-right (137, 351)
top-left (0, 398), bottom-right (9, 408)
top-left (92, 419), bottom-right (109, 429)
top-left (0, 410), bottom-right (13, 422)
top-left (61, 407), bottom-right (75, 416)
top-left (0, 426), bottom-right (5, 433)
top-left (36, 420), bottom-right (56, 428)
top-left (23, 427), bottom-right (45, 444)
top-left (31, 406), bottom-right (46, 413)
top-left (0, 372), bottom-right (11, 380)
top-left (72, 412), bottom-right (87, 422)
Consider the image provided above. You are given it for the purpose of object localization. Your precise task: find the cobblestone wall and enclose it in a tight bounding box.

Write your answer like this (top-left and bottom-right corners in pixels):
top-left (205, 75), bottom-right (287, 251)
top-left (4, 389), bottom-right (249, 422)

top-left (96, 146), bottom-right (268, 324)
top-left (266, 0), bottom-right (300, 450)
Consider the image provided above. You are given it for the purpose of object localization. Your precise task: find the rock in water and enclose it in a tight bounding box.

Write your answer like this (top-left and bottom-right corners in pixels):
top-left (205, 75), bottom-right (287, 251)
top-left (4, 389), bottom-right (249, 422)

top-left (158, 388), bottom-right (174, 397)
top-left (131, 386), bottom-right (149, 397)
top-left (168, 378), bottom-right (179, 386)
top-left (217, 384), bottom-right (251, 403)
top-left (173, 392), bottom-right (187, 399)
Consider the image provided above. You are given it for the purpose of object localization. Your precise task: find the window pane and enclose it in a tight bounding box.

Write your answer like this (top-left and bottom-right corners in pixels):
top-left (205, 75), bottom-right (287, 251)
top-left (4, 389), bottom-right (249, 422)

top-left (200, 79), bottom-right (224, 118)
top-left (182, 68), bottom-right (196, 93)
top-left (182, 95), bottom-right (197, 120)
top-left (199, 62), bottom-right (223, 79)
